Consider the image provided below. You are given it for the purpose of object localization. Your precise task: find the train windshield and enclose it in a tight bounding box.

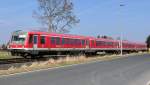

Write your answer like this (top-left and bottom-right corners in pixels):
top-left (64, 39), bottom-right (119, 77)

top-left (11, 35), bottom-right (26, 44)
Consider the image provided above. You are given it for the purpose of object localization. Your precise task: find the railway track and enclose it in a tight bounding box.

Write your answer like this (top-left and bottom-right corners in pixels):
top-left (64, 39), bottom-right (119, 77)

top-left (0, 58), bottom-right (33, 65)
top-left (0, 57), bottom-right (53, 70)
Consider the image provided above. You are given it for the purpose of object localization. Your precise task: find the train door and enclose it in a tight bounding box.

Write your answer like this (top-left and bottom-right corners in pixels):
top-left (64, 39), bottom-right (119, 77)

top-left (33, 35), bottom-right (38, 50)
top-left (40, 35), bottom-right (46, 48)
top-left (91, 40), bottom-right (95, 48)
top-left (86, 40), bottom-right (89, 48)
top-left (89, 40), bottom-right (95, 48)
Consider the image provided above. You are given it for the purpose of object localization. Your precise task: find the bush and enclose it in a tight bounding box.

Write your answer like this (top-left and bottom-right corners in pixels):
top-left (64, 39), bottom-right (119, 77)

top-left (1, 44), bottom-right (7, 50)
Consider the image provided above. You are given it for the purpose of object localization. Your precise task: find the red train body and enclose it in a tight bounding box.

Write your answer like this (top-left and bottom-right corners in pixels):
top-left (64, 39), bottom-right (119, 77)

top-left (8, 30), bottom-right (147, 58)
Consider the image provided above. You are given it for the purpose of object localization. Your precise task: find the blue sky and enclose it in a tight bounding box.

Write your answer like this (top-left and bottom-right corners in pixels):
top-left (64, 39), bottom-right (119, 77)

top-left (0, 0), bottom-right (150, 44)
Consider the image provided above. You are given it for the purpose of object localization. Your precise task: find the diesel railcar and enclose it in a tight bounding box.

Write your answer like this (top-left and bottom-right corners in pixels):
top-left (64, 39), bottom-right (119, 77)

top-left (8, 30), bottom-right (147, 58)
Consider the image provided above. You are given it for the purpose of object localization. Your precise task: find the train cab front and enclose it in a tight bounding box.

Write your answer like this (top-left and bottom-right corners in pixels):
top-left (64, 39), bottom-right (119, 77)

top-left (8, 30), bottom-right (28, 56)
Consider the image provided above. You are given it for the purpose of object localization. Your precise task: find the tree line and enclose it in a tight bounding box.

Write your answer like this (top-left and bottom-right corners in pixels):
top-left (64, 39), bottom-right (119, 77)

top-left (0, 44), bottom-right (7, 50)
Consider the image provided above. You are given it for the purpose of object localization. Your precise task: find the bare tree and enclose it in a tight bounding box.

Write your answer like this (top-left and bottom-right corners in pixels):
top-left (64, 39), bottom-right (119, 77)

top-left (34, 0), bottom-right (79, 33)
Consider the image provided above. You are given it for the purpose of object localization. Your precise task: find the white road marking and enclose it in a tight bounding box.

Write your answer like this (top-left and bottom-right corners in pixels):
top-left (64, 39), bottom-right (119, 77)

top-left (147, 81), bottom-right (150, 85)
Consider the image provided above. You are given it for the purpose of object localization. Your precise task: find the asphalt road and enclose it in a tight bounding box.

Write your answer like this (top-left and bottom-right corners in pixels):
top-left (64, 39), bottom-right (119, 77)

top-left (1, 54), bottom-right (150, 85)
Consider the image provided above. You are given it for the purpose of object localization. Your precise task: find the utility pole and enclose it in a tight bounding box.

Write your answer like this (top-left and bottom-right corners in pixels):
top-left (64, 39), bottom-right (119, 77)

top-left (119, 2), bottom-right (125, 56)
top-left (120, 33), bottom-right (123, 56)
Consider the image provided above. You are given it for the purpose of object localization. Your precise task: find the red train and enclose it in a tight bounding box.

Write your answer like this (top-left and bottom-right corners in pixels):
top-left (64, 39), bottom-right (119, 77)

top-left (8, 30), bottom-right (147, 58)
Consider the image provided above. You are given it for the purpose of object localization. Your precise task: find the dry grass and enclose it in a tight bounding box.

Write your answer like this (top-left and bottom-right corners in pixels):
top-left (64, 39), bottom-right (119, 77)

top-left (0, 52), bottom-right (148, 76)
top-left (0, 51), bottom-right (11, 59)
top-left (0, 51), bottom-right (21, 59)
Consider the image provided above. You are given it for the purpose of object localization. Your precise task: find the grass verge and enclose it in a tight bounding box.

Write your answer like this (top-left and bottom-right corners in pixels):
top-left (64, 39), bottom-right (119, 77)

top-left (0, 51), bottom-right (11, 59)
top-left (0, 52), bottom-right (148, 76)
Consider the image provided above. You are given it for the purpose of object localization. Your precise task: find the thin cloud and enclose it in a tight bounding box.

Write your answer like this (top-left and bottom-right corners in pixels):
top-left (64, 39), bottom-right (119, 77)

top-left (0, 20), bottom-right (18, 29)
top-left (0, 20), bottom-right (5, 24)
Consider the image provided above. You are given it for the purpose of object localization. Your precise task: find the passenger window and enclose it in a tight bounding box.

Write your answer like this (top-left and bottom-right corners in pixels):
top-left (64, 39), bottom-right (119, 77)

top-left (51, 37), bottom-right (55, 44)
top-left (33, 36), bottom-right (38, 44)
top-left (106, 42), bottom-right (113, 46)
top-left (40, 36), bottom-right (45, 44)
top-left (70, 39), bottom-right (74, 45)
top-left (96, 41), bottom-right (98, 46)
top-left (69, 39), bottom-right (72, 45)
top-left (65, 38), bottom-right (68, 44)
top-left (56, 37), bottom-right (60, 45)
top-left (73, 39), bottom-right (76, 45)
top-left (62, 38), bottom-right (65, 45)
top-left (29, 35), bottom-right (33, 43)
top-left (96, 41), bottom-right (105, 46)
top-left (82, 40), bottom-right (85, 45)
